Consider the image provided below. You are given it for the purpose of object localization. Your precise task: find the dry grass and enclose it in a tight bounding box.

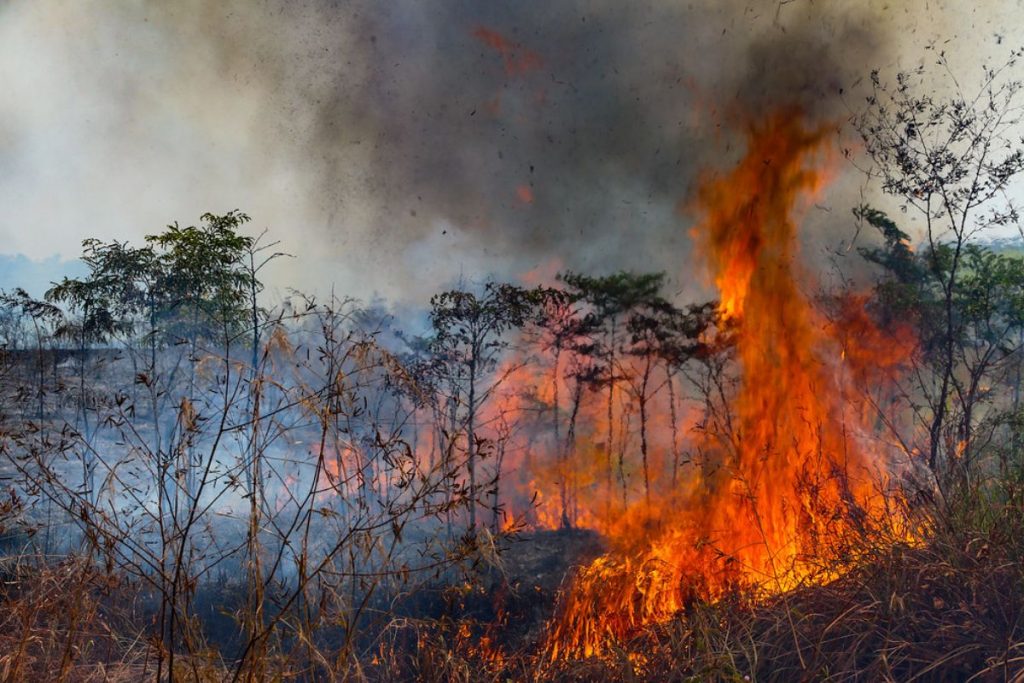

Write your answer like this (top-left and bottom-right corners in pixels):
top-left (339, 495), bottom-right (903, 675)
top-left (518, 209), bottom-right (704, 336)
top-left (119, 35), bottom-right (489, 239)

top-left (536, 499), bottom-right (1024, 682)
top-left (0, 556), bottom-right (153, 682)
top-left (0, 499), bottom-right (1020, 682)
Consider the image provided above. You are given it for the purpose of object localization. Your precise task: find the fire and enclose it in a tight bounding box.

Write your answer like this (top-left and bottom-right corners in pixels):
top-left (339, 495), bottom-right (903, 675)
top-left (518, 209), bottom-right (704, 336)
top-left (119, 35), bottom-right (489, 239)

top-left (544, 108), bottom-right (911, 659)
top-left (516, 184), bottom-right (535, 205)
top-left (473, 26), bottom-right (544, 78)
top-left (283, 102), bottom-right (915, 667)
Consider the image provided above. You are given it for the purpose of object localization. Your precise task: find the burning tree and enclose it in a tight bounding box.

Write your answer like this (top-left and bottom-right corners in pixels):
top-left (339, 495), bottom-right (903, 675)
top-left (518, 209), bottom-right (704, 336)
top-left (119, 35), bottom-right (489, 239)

top-left (428, 281), bottom-right (556, 532)
top-left (546, 108), bottom-right (914, 660)
top-left (558, 271), bottom-right (672, 514)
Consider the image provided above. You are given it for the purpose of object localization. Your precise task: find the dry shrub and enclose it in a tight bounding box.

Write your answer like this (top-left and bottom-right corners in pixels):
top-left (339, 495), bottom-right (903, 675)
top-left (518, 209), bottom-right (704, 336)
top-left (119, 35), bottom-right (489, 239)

top-left (0, 555), bottom-right (150, 682)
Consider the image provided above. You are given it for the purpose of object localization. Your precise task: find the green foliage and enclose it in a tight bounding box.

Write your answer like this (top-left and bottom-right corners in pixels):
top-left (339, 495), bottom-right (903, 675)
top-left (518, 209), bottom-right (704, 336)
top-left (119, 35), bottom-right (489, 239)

top-left (559, 270), bottom-right (667, 327)
top-left (145, 210), bottom-right (256, 344)
top-left (854, 52), bottom-right (1024, 480)
top-left (45, 241), bottom-right (131, 347)
top-left (627, 301), bottom-right (716, 367)
top-left (860, 204), bottom-right (1024, 357)
top-left (557, 270), bottom-right (674, 389)
top-left (433, 283), bottom-right (537, 346)
top-left (40, 211), bottom-right (259, 353)
top-left (0, 288), bottom-right (63, 329)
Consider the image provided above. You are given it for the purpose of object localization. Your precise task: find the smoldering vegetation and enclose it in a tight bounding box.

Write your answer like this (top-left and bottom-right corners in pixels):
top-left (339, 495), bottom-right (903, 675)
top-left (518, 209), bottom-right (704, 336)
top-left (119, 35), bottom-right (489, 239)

top-left (3, 77), bottom-right (1024, 677)
top-left (0, 215), bottom-right (561, 680)
top-left (0, 210), bottom-right (711, 680)
top-left (2, 3), bottom-right (1024, 682)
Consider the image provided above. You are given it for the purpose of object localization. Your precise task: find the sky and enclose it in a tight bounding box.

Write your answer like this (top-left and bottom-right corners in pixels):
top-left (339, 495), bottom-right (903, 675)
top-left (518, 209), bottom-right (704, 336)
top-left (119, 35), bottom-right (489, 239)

top-left (0, 0), bottom-right (1020, 303)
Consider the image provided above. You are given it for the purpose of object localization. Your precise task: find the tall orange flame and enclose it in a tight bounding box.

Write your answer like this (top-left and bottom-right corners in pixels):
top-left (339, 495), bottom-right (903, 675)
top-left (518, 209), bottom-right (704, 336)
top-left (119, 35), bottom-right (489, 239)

top-left (545, 109), bottom-right (909, 660)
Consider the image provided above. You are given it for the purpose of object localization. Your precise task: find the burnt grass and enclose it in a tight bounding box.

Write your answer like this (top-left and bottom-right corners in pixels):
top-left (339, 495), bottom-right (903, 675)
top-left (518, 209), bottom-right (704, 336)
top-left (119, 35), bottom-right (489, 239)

top-left (0, 527), bottom-right (607, 680)
top-left (371, 528), bottom-right (607, 675)
top-left (413, 527), bottom-right (606, 642)
top-left (371, 503), bottom-right (1024, 682)
top-left (0, 511), bottom-right (1022, 681)
top-left (349, 505), bottom-right (1024, 682)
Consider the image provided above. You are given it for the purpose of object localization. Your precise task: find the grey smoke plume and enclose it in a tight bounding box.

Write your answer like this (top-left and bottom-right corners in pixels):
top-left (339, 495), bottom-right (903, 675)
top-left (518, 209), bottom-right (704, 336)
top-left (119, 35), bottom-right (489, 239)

top-left (296, 0), bottom-right (889, 293)
top-left (0, 0), bottom-right (1008, 302)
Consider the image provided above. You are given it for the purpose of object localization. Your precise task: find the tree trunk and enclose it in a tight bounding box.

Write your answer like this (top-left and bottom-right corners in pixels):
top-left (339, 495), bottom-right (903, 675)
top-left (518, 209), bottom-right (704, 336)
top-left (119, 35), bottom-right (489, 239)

top-left (467, 352), bottom-right (478, 531)
top-left (491, 438), bottom-right (506, 534)
top-left (565, 376), bottom-right (584, 526)
top-left (639, 355), bottom-right (651, 505)
top-left (605, 318), bottom-right (616, 512)
top-left (668, 367), bottom-right (681, 490)
top-left (552, 347), bottom-right (570, 528)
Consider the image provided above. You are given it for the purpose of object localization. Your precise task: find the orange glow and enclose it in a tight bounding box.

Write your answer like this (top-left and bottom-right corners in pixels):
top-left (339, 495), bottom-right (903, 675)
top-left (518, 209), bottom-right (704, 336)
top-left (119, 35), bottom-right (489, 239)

top-left (542, 108), bottom-right (912, 660)
top-left (333, 105), bottom-right (916, 664)
top-left (519, 257), bottom-right (564, 288)
top-left (473, 27), bottom-right (544, 78)
top-left (516, 184), bottom-right (535, 205)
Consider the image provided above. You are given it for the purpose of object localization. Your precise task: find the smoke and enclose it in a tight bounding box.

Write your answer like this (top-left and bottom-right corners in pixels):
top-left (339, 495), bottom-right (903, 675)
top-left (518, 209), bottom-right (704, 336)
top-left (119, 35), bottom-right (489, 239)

top-left (0, 0), bottom-right (1009, 303)
top-left (300, 0), bottom-right (890, 295)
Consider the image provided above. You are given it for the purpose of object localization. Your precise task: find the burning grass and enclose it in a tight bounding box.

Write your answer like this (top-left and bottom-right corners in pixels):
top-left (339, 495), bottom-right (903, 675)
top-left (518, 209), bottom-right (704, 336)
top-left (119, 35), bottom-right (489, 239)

top-left (0, 501), bottom-right (1020, 681)
top-left (538, 501), bottom-right (1024, 682)
top-left (383, 481), bottom-right (1019, 682)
